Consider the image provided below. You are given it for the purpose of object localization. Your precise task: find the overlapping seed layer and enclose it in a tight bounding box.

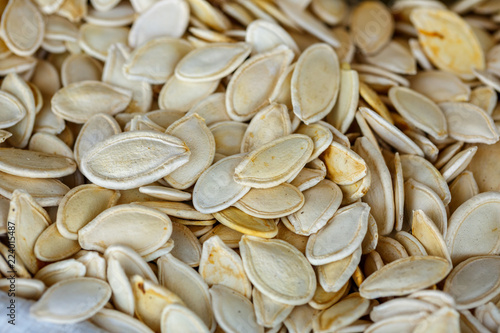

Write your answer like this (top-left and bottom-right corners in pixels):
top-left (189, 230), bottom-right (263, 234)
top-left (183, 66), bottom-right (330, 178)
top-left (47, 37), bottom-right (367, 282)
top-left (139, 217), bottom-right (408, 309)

top-left (0, 0), bottom-right (500, 332)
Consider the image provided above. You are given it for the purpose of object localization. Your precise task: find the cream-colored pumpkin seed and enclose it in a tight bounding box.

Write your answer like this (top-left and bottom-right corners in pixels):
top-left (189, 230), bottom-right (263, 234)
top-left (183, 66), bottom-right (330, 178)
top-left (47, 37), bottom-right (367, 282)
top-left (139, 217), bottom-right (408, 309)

top-left (444, 256), bottom-right (500, 310)
top-left (78, 24), bottom-right (128, 62)
top-left (412, 210), bottom-right (451, 262)
top-left (214, 207), bottom-right (278, 238)
top-left (362, 40), bottom-right (416, 75)
top-left (364, 250), bottom-right (384, 277)
top-left (234, 183), bottom-right (304, 219)
top-left (0, 54), bottom-right (37, 76)
top-left (473, 68), bottom-right (500, 93)
top-left (359, 256), bottom-right (452, 299)
top-left (0, 171), bottom-right (69, 207)
top-left (321, 141), bottom-right (367, 186)
top-left (78, 204), bottom-right (172, 255)
top-left (138, 185), bottom-right (191, 202)
top-left (161, 304), bottom-right (210, 333)
top-left (0, 91), bottom-right (26, 129)
top-left (102, 43), bottom-right (153, 112)
top-left (376, 235), bottom-right (408, 264)
top-left (414, 307), bottom-right (460, 333)
top-left (353, 137), bottom-right (394, 235)
top-left (296, 123), bottom-right (333, 162)
top-left (234, 134), bottom-right (313, 188)
top-left (0, 0), bottom-right (44, 56)
top-left (159, 75), bottom-right (219, 113)
top-left (34, 259), bottom-right (86, 286)
top-left (404, 179), bottom-right (447, 236)
top-left (34, 223), bottom-right (80, 262)
top-left (188, 0), bottom-right (231, 32)
top-left (306, 202), bottom-right (369, 265)
top-left (370, 298), bottom-right (438, 322)
top-left (157, 254), bottom-right (215, 331)
top-left (292, 44), bottom-right (339, 125)
top-left (360, 107), bottom-right (425, 156)
top-left (80, 131), bottom-right (190, 190)
top-left (283, 304), bottom-right (317, 333)
top-left (400, 154), bottom-right (451, 205)
top-left (186, 93), bottom-right (231, 126)
top-left (0, 278), bottom-right (45, 300)
top-left (91, 308), bottom-right (155, 333)
top-left (404, 130), bottom-right (440, 162)
top-left (51, 81), bottom-right (132, 124)
top-left (129, 0), bottom-right (189, 48)
top-left (440, 102), bottom-right (499, 144)
top-left (277, 0), bottom-right (339, 47)
top-left (446, 192), bottom-right (500, 265)
top-left (226, 46), bottom-right (294, 121)
top-left (440, 146), bottom-right (478, 182)
top-left (75, 251), bottom-right (106, 280)
top-left (449, 171), bottom-right (479, 214)
top-left (351, 1), bottom-right (394, 52)
top-left (290, 161), bottom-right (327, 192)
top-left (30, 277), bottom-right (111, 324)
top-left (168, 222), bottom-right (202, 267)
top-left (0, 148), bottom-right (76, 178)
top-left (310, 280), bottom-right (350, 311)
top-left (317, 246), bottom-right (362, 293)
top-left (362, 214), bottom-right (379, 255)
top-left (165, 113), bottom-right (215, 189)
top-left (61, 54), bottom-right (102, 87)
top-left (210, 284), bottom-right (263, 333)
top-left (194, 154), bottom-right (251, 214)
top-left (241, 103), bottom-right (292, 153)
top-left (246, 20), bottom-right (299, 55)
top-left (123, 37), bottom-right (192, 84)
top-left (28, 132), bottom-right (73, 159)
top-left (131, 275), bottom-right (185, 332)
top-left (411, 8), bottom-right (484, 79)
top-left (199, 235), bottom-right (252, 298)
top-left (210, 121), bottom-right (247, 156)
top-left (365, 314), bottom-right (423, 333)
top-left (409, 70), bottom-right (471, 103)
top-left (8, 190), bottom-right (50, 274)
top-left (287, 179), bottom-right (341, 236)
top-left (176, 42), bottom-right (251, 82)
top-left (394, 231), bottom-right (427, 257)
top-left (253, 287), bottom-right (293, 328)
top-left (56, 184), bottom-right (119, 240)
top-left (313, 293), bottom-right (371, 333)
top-left (470, 85), bottom-right (497, 115)
top-left (389, 86), bottom-right (448, 140)
top-left (326, 68), bottom-right (359, 134)
top-left (311, 0), bottom-right (347, 25)
top-left (86, 2), bottom-right (135, 27)
top-left (240, 235), bottom-right (316, 305)
top-left (73, 113), bottom-right (121, 166)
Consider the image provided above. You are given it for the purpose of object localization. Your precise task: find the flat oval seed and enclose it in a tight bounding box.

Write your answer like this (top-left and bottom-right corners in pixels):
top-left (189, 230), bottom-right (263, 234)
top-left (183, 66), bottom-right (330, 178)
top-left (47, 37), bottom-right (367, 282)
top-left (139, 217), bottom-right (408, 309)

top-left (176, 42), bottom-right (251, 82)
top-left (34, 224), bottom-right (80, 262)
top-left (210, 284), bottom-right (263, 333)
top-left (326, 68), bottom-right (359, 134)
top-left (199, 235), bottom-right (252, 298)
top-left (439, 102), bottom-right (499, 144)
top-left (30, 277), bottom-right (111, 324)
top-left (389, 86), bottom-right (448, 140)
top-left (321, 142), bottom-right (367, 186)
top-left (80, 131), bottom-right (190, 190)
top-left (291, 43), bottom-right (340, 125)
top-left (0, 148), bottom-right (76, 178)
top-left (412, 210), bottom-right (451, 262)
top-left (446, 192), bottom-right (500, 265)
top-left (92, 308), bottom-right (155, 333)
top-left (287, 179), bottom-right (342, 236)
top-left (56, 184), bottom-right (119, 240)
top-left (359, 256), bottom-right (452, 299)
top-left (123, 37), bottom-right (193, 84)
top-left (306, 202), bottom-right (370, 265)
top-left (409, 70), bottom-right (470, 103)
top-left (317, 246), bottom-right (362, 293)
top-left (234, 134), bottom-right (314, 188)
top-left (161, 304), bottom-right (210, 333)
top-left (51, 81), bottom-right (132, 124)
top-left (78, 204), bottom-right (172, 255)
top-left (0, 91), bottom-right (26, 129)
top-left (226, 46), bottom-right (294, 121)
top-left (0, 0), bottom-right (44, 56)
top-left (313, 294), bottom-right (371, 333)
top-left (411, 8), bottom-right (484, 79)
top-left (165, 113), bottom-right (215, 190)
top-left (240, 235), bottom-right (316, 305)
top-left (0, 278), bottom-right (45, 300)
top-left (253, 287), bottom-right (294, 328)
top-left (234, 183), bottom-right (304, 219)
top-left (444, 256), bottom-right (500, 309)
top-left (449, 171), bottom-right (479, 214)
top-left (214, 207), bottom-right (278, 238)
top-left (246, 19), bottom-right (299, 55)
top-left (351, 1), bottom-right (393, 54)
top-left (193, 154), bottom-right (251, 214)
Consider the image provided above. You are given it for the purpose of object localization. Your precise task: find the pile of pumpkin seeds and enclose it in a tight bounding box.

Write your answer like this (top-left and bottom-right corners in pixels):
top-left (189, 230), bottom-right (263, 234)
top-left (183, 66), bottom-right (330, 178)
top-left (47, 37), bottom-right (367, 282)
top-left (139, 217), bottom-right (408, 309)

top-left (1, 0), bottom-right (500, 331)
